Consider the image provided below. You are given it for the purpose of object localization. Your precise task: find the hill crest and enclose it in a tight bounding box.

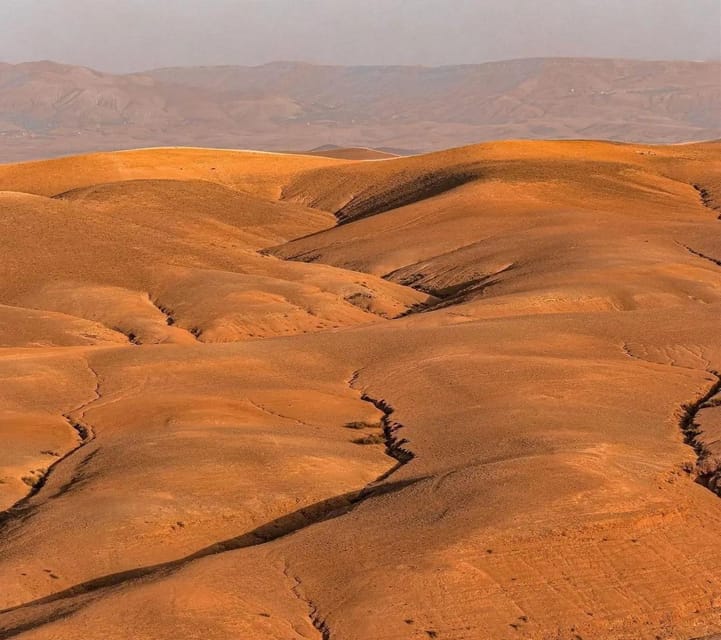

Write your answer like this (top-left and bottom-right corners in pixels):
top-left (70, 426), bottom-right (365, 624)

top-left (1, 57), bottom-right (719, 163)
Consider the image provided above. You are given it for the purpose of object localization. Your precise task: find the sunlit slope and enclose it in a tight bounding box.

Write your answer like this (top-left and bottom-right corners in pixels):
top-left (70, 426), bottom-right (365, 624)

top-left (0, 147), bottom-right (426, 524)
top-left (0, 176), bottom-right (425, 345)
top-left (1, 140), bottom-right (721, 640)
top-left (3, 307), bottom-right (721, 639)
top-left (0, 147), bottom-right (347, 200)
top-left (271, 140), bottom-right (721, 316)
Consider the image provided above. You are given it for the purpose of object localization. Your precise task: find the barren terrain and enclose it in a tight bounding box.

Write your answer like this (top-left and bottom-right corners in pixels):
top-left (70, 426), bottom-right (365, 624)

top-left (1, 58), bottom-right (720, 162)
top-left (1, 139), bottom-right (721, 639)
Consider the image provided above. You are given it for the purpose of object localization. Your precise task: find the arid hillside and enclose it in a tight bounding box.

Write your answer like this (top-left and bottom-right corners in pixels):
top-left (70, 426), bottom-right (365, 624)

top-left (1, 140), bottom-right (721, 639)
top-left (1, 57), bottom-right (720, 162)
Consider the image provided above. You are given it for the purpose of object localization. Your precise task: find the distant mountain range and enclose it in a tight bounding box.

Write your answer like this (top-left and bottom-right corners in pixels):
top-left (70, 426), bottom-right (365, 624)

top-left (1, 58), bottom-right (719, 162)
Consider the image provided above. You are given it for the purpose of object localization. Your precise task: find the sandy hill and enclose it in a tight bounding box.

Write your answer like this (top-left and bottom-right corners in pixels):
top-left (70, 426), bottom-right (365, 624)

top-left (1, 140), bottom-right (721, 639)
top-left (1, 57), bottom-right (720, 162)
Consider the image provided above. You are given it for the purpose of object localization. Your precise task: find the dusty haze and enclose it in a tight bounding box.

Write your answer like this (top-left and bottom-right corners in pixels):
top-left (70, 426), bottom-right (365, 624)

top-left (0, 0), bottom-right (719, 72)
top-left (1, 58), bottom-right (719, 163)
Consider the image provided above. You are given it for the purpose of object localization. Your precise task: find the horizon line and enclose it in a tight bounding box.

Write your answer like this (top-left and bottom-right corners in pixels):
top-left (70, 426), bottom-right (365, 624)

top-left (2, 55), bottom-right (720, 76)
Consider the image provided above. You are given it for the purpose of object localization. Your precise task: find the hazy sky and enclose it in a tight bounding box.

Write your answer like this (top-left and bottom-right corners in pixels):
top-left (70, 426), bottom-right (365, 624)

top-left (0, 0), bottom-right (719, 72)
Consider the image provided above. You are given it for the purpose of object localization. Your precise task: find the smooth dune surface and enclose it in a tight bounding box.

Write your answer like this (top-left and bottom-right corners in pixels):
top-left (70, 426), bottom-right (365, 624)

top-left (1, 140), bottom-right (721, 639)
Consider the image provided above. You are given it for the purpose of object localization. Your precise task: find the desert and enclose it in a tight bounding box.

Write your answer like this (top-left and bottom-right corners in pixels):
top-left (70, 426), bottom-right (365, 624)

top-left (0, 138), bottom-right (721, 638)
top-left (1, 58), bottom-right (720, 163)
top-left (2, 0), bottom-right (721, 636)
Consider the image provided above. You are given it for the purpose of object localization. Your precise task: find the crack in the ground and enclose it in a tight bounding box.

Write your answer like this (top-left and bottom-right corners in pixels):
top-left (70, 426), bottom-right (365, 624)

top-left (692, 183), bottom-right (721, 219)
top-left (246, 399), bottom-right (313, 428)
top-left (621, 343), bottom-right (721, 497)
top-left (679, 370), bottom-right (721, 496)
top-left (0, 419), bottom-right (96, 533)
top-left (678, 241), bottom-right (721, 268)
top-left (282, 562), bottom-right (332, 640)
top-left (150, 298), bottom-right (178, 327)
top-left (393, 274), bottom-right (503, 317)
top-left (358, 393), bottom-right (415, 479)
top-left (148, 295), bottom-right (200, 342)
top-left (0, 477), bottom-right (423, 638)
top-left (0, 372), bottom-right (419, 637)
top-left (110, 326), bottom-right (141, 345)
top-left (387, 264), bottom-right (514, 318)
top-left (620, 342), bottom-right (645, 364)
top-left (267, 371), bottom-right (419, 637)
top-left (0, 360), bottom-right (100, 530)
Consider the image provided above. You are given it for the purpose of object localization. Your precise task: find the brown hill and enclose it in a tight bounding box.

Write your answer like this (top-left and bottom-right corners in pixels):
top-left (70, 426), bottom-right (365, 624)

top-left (1, 58), bottom-right (719, 162)
top-left (304, 146), bottom-right (400, 160)
top-left (1, 141), bottom-right (721, 639)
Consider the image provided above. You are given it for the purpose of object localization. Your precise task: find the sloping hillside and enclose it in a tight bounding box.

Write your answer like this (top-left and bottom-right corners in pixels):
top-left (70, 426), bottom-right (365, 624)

top-left (1, 141), bottom-right (721, 639)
